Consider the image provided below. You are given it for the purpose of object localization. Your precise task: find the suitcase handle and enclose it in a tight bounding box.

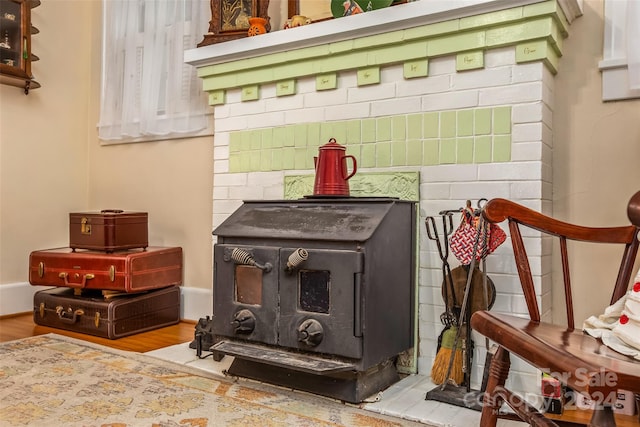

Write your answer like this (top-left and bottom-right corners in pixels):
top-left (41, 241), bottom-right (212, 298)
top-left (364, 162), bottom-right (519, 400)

top-left (56, 306), bottom-right (84, 324)
top-left (101, 209), bottom-right (124, 214)
top-left (58, 272), bottom-right (95, 288)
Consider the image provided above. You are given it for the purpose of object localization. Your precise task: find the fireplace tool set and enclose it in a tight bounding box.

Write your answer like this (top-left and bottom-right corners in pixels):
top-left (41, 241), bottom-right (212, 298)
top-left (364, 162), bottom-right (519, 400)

top-left (425, 199), bottom-right (505, 410)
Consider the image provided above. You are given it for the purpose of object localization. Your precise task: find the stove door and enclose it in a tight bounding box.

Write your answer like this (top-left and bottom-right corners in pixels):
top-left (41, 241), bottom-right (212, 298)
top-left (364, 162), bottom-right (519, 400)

top-left (278, 248), bottom-right (363, 359)
top-left (213, 244), bottom-right (279, 345)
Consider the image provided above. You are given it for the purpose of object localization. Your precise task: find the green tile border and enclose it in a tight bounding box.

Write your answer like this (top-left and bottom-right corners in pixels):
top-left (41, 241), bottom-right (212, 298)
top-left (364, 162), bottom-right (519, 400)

top-left (228, 106), bottom-right (512, 173)
top-left (198, 0), bottom-right (570, 102)
top-left (284, 172), bottom-right (420, 201)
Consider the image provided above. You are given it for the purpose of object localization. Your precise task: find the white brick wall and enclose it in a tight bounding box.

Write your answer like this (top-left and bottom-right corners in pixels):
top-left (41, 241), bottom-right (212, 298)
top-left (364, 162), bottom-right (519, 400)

top-left (211, 48), bottom-right (552, 398)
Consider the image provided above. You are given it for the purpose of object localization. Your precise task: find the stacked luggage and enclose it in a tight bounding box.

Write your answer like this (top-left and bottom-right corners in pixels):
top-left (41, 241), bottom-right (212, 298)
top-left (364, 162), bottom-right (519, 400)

top-left (29, 210), bottom-right (183, 339)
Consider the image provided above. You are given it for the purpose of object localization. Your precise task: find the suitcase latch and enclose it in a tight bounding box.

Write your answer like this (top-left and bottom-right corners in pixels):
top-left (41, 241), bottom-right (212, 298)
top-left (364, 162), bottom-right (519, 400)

top-left (80, 217), bottom-right (91, 235)
top-left (94, 312), bottom-right (100, 327)
top-left (38, 262), bottom-right (44, 278)
top-left (39, 302), bottom-right (45, 318)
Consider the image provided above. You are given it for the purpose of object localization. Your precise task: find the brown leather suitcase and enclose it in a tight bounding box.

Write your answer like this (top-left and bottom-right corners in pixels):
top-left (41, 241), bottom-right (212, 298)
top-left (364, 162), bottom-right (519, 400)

top-left (69, 210), bottom-right (148, 252)
top-left (29, 246), bottom-right (182, 292)
top-left (33, 286), bottom-right (181, 339)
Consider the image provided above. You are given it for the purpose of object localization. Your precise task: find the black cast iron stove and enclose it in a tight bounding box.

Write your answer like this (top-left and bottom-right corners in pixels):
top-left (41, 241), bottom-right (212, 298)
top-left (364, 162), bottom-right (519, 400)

top-left (210, 197), bottom-right (416, 403)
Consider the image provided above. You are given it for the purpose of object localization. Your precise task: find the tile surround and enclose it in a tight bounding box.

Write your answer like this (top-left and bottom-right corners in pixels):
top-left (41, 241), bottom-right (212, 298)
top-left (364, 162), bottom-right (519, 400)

top-left (190, 0), bottom-right (580, 405)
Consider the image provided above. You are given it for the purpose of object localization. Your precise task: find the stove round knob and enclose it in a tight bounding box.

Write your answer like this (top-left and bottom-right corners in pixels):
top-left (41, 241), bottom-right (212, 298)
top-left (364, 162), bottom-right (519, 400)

top-left (297, 319), bottom-right (324, 347)
top-left (231, 309), bottom-right (256, 334)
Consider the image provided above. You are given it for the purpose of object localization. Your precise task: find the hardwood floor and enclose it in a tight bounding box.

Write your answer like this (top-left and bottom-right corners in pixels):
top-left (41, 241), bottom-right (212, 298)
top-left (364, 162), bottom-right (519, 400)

top-left (0, 312), bottom-right (195, 352)
top-left (2, 313), bottom-right (638, 427)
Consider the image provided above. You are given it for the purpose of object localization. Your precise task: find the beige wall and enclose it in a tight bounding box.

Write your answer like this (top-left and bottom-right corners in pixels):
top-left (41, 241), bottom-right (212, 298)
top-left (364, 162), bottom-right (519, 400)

top-left (0, 0), bottom-right (638, 322)
top-left (553, 0), bottom-right (640, 324)
top-left (0, 0), bottom-right (214, 299)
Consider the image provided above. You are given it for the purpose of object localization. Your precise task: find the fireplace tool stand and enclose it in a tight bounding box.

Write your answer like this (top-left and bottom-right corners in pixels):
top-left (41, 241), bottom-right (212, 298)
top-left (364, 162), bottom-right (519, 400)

top-left (425, 203), bottom-right (495, 411)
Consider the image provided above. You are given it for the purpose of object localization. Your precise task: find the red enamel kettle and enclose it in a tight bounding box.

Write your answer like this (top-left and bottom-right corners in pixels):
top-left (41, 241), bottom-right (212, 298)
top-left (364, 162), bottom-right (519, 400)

top-left (313, 138), bottom-right (357, 196)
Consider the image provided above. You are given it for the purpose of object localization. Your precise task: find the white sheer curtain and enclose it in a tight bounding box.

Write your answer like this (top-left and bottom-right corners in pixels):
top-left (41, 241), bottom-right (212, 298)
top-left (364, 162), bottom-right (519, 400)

top-left (627, 0), bottom-right (640, 90)
top-left (98, 0), bottom-right (210, 141)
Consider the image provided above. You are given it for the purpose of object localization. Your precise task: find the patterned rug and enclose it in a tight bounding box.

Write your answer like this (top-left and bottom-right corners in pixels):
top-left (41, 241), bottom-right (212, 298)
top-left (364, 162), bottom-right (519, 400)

top-left (0, 334), bottom-right (423, 427)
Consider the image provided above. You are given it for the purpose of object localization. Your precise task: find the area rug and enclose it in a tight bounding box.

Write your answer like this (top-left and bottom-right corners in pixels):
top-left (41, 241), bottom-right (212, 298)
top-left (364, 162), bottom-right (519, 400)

top-left (0, 334), bottom-right (422, 427)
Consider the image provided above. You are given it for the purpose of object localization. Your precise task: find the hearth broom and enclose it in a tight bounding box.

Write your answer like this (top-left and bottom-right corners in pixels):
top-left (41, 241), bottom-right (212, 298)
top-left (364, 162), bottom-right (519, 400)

top-left (430, 325), bottom-right (464, 385)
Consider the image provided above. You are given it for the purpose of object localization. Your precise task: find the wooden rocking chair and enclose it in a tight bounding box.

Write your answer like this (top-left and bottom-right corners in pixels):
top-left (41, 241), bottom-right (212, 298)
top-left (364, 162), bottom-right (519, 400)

top-left (470, 191), bottom-right (640, 427)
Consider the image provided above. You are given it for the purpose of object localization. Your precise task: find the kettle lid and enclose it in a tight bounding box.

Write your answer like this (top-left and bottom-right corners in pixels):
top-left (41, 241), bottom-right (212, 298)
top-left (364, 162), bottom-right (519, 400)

top-left (319, 137), bottom-right (345, 150)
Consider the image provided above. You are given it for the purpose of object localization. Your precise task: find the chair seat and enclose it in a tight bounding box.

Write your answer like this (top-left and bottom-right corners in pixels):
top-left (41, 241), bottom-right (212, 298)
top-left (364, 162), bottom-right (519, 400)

top-left (471, 310), bottom-right (640, 394)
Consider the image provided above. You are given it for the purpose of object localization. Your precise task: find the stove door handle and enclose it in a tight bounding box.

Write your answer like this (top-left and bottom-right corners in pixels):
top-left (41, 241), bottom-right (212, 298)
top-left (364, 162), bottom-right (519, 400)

top-left (229, 248), bottom-right (273, 273)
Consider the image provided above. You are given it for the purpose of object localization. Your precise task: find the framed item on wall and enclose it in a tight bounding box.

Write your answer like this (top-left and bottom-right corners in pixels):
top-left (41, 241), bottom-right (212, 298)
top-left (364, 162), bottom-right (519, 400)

top-left (288, 0), bottom-right (333, 21)
top-left (198, 0), bottom-right (270, 47)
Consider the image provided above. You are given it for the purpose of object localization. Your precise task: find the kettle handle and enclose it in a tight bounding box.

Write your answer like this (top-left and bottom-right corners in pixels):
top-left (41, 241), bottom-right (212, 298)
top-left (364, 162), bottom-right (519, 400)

top-left (343, 155), bottom-right (358, 180)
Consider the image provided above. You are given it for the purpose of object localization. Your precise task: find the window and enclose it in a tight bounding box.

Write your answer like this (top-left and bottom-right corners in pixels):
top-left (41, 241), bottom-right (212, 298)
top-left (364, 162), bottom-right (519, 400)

top-left (98, 0), bottom-right (211, 143)
top-left (599, 0), bottom-right (640, 101)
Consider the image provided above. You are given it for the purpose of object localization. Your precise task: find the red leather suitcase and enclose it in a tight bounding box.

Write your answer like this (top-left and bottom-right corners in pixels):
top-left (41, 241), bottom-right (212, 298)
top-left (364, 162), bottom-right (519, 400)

top-left (29, 247), bottom-right (182, 292)
top-left (69, 210), bottom-right (148, 252)
top-left (33, 286), bottom-right (181, 339)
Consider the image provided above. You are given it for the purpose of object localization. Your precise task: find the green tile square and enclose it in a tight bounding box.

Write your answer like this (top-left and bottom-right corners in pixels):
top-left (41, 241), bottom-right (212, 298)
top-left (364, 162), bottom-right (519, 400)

top-left (392, 116), bottom-right (406, 140)
top-left (474, 136), bottom-right (492, 163)
top-left (229, 132), bottom-right (242, 153)
top-left (423, 112), bottom-right (439, 138)
top-left (407, 114), bottom-right (423, 139)
top-left (239, 152), bottom-right (251, 172)
top-left (307, 147), bottom-right (319, 169)
top-left (271, 149), bottom-right (283, 170)
top-left (229, 153), bottom-right (241, 172)
top-left (332, 122), bottom-right (348, 144)
top-left (361, 144), bottom-right (376, 168)
top-left (440, 138), bottom-right (456, 164)
top-left (294, 125), bottom-right (308, 147)
top-left (260, 149), bottom-right (272, 171)
top-left (320, 122), bottom-right (334, 143)
top-left (457, 110), bottom-right (474, 137)
top-left (250, 130), bottom-right (262, 150)
top-left (493, 106), bottom-right (512, 135)
top-left (392, 141), bottom-right (407, 166)
top-left (345, 145), bottom-right (360, 163)
top-left (316, 73), bottom-right (337, 91)
top-left (209, 90), bottom-right (225, 106)
top-left (285, 126), bottom-right (296, 147)
top-left (404, 60), bottom-right (428, 79)
top-left (456, 51), bottom-right (484, 71)
top-left (357, 66), bottom-right (380, 86)
top-left (362, 118), bottom-right (376, 143)
top-left (250, 151), bottom-right (261, 171)
top-left (407, 139), bottom-right (423, 166)
top-left (241, 85), bottom-right (259, 102)
top-left (423, 139), bottom-right (440, 165)
top-left (377, 117), bottom-right (391, 141)
top-left (276, 79), bottom-right (296, 97)
top-left (475, 108), bottom-right (492, 135)
top-left (282, 147), bottom-right (295, 170)
top-left (457, 137), bottom-right (474, 163)
top-left (307, 123), bottom-right (321, 147)
top-left (240, 132), bottom-right (252, 151)
top-left (274, 127), bottom-right (290, 147)
top-left (346, 120), bottom-right (361, 144)
top-left (261, 128), bottom-right (273, 149)
top-left (493, 135), bottom-right (511, 162)
top-left (440, 111), bottom-right (456, 138)
top-left (376, 142), bottom-right (391, 167)
top-left (294, 147), bottom-right (308, 169)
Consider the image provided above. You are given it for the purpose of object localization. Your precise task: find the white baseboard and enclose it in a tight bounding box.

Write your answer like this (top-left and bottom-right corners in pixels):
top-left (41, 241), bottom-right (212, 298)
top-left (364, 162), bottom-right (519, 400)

top-left (0, 282), bottom-right (212, 322)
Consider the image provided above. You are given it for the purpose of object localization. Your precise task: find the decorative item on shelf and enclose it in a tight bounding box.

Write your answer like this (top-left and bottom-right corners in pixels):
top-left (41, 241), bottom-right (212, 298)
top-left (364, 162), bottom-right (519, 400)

top-left (0, 30), bottom-right (10, 49)
top-left (197, 0), bottom-right (270, 46)
top-left (284, 15), bottom-right (312, 29)
top-left (247, 16), bottom-right (268, 36)
top-left (331, 0), bottom-right (393, 17)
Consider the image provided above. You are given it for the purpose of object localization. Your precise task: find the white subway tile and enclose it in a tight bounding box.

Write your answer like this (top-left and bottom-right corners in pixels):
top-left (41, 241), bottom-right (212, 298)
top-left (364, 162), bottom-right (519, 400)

top-left (452, 66), bottom-right (512, 90)
top-left (512, 62), bottom-right (544, 83)
top-left (229, 185), bottom-right (264, 200)
top-left (265, 94), bottom-right (305, 112)
top-left (371, 96), bottom-right (422, 117)
top-left (248, 111), bottom-right (287, 129)
top-left (216, 115), bottom-right (249, 132)
top-left (485, 46), bottom-right (516, 68)
top-left (213, 159), bottom-right (229, 173)
top-left (512, 122), bottom-right (543, 142)
top-left (422, 89), bottom-right (480, 111)
top-left (511, 141), bottom-right (542, 161)
top-left (348, 82), bottom-right (396, 103)
top-left (304, 88), bottom-right (349, 108)
top-left (213, 145), bottom-right (229, 160)
top-left (427, 55), bottom-right (456, 76)
top-left (214, 172), bottom-right (248, 186)
top-left (247, 171), bottom-right (284, 186)
top-left (325, 102), bottom-right (372, 121)
top-left (512, 102), bottom-right (543, 123)
top-left (479, 81), bottom-right (543, 106)
top-left (478, 161), bottom-right (542, 181)
top-left (397, 74), bottom-right (452, 97)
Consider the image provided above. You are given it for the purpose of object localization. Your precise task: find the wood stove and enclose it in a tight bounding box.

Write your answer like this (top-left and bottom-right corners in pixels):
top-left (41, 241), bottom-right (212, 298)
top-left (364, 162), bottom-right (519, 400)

top-left (210, 197), bottom-right (416, 403)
